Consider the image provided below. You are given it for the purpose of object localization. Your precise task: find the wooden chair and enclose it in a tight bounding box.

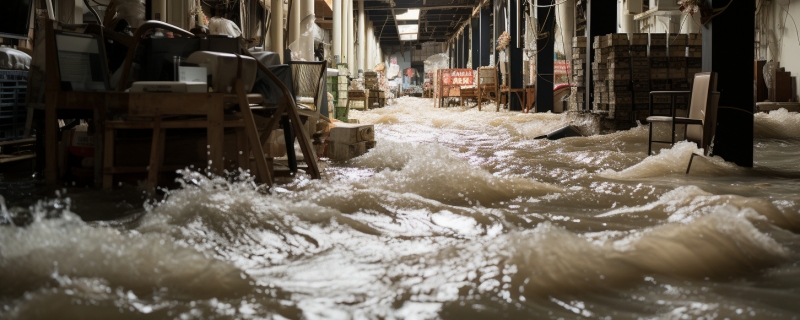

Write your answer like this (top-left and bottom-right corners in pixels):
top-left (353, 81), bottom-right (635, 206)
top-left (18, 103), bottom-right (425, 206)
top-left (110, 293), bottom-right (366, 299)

top-left (647, 72), bottom-right (719, 156)
top-left (477, 67), bottom-right (500, 111)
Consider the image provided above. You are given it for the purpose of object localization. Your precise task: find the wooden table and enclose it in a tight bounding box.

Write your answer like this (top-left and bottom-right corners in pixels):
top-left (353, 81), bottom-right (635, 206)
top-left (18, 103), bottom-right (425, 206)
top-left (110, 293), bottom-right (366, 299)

top-left (45, 91), bottom-right (263, 188)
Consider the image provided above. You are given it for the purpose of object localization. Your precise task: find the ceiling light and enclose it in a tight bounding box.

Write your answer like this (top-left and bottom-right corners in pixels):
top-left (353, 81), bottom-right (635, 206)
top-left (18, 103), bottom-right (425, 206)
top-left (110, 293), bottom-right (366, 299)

top-left (397, 24), bottom-right (418, 34)
top-left (399, 34), bottom-right (417, 41)
top-left (396, 9), bottom-right (420, 21)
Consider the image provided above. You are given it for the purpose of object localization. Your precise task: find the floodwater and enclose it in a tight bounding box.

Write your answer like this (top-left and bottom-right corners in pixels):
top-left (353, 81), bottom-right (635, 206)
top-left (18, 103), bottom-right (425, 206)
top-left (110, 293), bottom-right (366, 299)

top-left (2, 97), bottom-right (800, 319)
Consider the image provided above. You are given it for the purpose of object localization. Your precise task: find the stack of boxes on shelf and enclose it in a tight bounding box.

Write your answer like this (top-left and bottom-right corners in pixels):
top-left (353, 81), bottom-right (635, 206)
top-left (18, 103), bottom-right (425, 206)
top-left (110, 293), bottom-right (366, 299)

top-left (606, 33), bottom-right (633, 128)
top-left (686, 33), bottom-right (703, 84)
top-left (0, 70), bottom-right (28, 140)
top-left (335, 64), bottom-right (350, 122)
top-left (569, 36), bottom-right (587, 111)
top-left (630, 34), bottom-right (651, 123)
top-left (592, 35), bottom-right (609, 115)
top-left (363, 71), bottom-right (385, 108)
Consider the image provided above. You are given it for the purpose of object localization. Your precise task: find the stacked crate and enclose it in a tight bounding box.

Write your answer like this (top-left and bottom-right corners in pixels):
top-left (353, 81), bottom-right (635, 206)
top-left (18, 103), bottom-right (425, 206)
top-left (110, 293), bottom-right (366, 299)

top-left (630, 34), bottom-right (651, 123)
top-left (667, 34), bottom-right (690, 116)
top-left (0, 70), bottom-right (28, 141)
top-left (649, 33), bottom-right (671, 117)
top-left (592, 35), bottom-right (609, 115)
top-left (686, 33), bottom-right (703, 85)
top-left (336, 64), bottom-right (350, 122)
top-left (570, 36), bottom-right (587, 111)
top-left (605, 34), bottom-right (633, 128)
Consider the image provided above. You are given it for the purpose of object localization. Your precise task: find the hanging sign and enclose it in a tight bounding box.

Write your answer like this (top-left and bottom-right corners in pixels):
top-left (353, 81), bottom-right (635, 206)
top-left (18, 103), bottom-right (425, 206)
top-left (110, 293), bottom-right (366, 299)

top-left (440, 68), bottom-right (474, 86)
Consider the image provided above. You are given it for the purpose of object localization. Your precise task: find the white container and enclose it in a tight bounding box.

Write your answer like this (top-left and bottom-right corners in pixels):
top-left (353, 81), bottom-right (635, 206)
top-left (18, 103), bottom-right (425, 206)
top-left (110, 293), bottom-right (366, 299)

top-left (185, 51), bottom-right (257, 94)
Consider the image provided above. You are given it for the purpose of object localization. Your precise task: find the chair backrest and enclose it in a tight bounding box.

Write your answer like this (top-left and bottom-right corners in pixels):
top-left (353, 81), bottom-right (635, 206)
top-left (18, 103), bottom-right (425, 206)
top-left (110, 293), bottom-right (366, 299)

top-left (686, 72), bottom-right (719, 152)
top-left (289, 61), bottom-right (326, 105)
top-left (478, 67), bottom-right (497, 87)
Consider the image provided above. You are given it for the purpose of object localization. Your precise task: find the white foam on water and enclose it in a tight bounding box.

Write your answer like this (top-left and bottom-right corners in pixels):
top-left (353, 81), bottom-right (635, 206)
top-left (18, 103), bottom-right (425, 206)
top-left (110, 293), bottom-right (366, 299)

top-left (755, 108), bottom-right (800, 139)
top-left (599, 141), bottom-right (743, 179)
top-left (0, 201), bottom-right (250, 301)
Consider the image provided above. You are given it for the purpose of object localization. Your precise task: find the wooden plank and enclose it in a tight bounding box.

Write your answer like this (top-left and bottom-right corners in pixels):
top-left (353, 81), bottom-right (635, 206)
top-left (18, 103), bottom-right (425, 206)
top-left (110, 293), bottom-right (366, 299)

top-left (0, 154), bottom-right (36, 164)
top-left (129, 93), bottom-right (215, 116)
top-left (0, 138), bottom-right (36, 147)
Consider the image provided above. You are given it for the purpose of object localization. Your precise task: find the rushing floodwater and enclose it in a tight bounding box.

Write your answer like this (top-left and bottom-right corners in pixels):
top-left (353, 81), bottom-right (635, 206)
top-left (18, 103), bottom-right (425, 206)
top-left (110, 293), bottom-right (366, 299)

top-left (2, 97), bottom-right (800, 319)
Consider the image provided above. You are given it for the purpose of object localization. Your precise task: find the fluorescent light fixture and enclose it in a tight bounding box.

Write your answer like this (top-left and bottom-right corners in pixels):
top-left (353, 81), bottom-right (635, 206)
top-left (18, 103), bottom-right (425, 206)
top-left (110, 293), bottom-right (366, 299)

top-left (399, 34), bottom-right (417, 41)
top-left (396, 9), bottom-right (420, 21)
top-left (397, 24), bottom-right (418, 34)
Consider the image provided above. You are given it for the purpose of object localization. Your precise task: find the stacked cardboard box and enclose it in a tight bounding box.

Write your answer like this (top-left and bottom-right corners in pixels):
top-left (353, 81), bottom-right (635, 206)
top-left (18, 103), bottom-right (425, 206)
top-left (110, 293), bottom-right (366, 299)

top-left (668, 34), bottom-right (690, 94)
top-left (592, 35), bottom-right (609, 115)
top-left (328, 123), bottom-right (376, 161)
top-left (605, 34), bottom-right (633, 128)
top-left (630, 34), bottom-right (651, 123)
top-left (570, 36), bottom-right (587, 111)
top-left (364, 71), bottom-right (379, 91)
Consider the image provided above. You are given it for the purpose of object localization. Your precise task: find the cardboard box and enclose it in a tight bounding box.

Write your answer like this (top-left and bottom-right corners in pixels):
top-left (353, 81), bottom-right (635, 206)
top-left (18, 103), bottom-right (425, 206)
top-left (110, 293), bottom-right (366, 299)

top-left (329, 123), bottom-right (375, 144)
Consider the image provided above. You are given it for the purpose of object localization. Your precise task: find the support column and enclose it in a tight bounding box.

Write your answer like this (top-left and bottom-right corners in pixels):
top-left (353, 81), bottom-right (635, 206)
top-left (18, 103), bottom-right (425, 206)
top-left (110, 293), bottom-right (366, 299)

top-left (290, 0), bottom-right (301, 47)
top-left (463, 25), bottom-right (470, 68)
top-left (333, 0), bottom-right (342, 62)
top-left (471, 18), bottom-right (480, 68)
top-left (152, 0), bottom-right (166, 21)
top-left (270, 0), bottom-right (284, 62)
top-left (508, 0), bottom-right (523, 110)
top-left (702, 0), bottom-right (754, 167)
top-left (347, 0), bottom-right (355, 75)
top-left (300, 0), bottom-right (315, 60)
top-left (585, 0), bottom-right (616, 111)
top-left (358, 0), bottom-right (366, 72)
top-left (367, 22), bottom-right (374, 69)
top-left (479, 5), bottom-right (491, 67)
top-left (536, 0), bottom-right (555, 112)
top-left (557, 0), bottom-right (575, 63)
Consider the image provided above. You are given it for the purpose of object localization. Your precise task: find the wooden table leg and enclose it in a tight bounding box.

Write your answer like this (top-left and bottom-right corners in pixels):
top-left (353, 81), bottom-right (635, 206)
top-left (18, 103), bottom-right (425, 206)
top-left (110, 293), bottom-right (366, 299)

top-left (45, 92), bottom-right (58, 186)
top-left (147, 117), bottom-right (165, 195)
top-left (102, 125), bottom-right (115, 189)
top-left (207, 95), bottom-right (225, 176)
top-left (236, 79), bottom-right (273, 187)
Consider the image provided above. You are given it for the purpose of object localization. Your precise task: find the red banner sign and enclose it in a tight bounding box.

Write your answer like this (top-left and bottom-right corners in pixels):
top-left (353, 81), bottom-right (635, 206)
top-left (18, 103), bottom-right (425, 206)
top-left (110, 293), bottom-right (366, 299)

top-left (554, 61), bottom-right (571, 75)
top-left (440, 68), bottom-right (474, 86)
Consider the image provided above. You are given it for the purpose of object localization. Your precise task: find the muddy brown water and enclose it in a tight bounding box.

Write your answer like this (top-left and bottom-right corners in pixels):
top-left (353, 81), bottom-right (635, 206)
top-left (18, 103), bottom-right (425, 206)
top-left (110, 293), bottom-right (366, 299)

top-left (1, 97), bottom-right (800, 319)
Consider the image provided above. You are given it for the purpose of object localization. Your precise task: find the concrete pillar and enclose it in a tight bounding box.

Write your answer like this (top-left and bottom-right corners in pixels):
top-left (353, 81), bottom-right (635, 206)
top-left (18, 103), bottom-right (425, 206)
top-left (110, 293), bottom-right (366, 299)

top-left (537, 0), bottom-right (555, 113)
top-left (479, 5), bottom-right (491, 67)
top-left (357, 0), bottom-right (366, 72)
top-left (367, 22), bottom-right (375, 69)
top-left (347, 0), bottom-right (355, 74)
top-left (152, 0), bottom-right (167, 21)
top-left (289, 0), bottom-right (301, 47)
top-left (333, 0), bottom-right (342, 62)
top-left (300, 0), bottom-right (315, 60)
top-left (270, 0), bottom-right (285, 62)
top-left (557, 0), bottom-right (575, 61)
top-left (508, 0), bottom-right (523, 110)
top-left (702, 0), bottom-right (754, 167)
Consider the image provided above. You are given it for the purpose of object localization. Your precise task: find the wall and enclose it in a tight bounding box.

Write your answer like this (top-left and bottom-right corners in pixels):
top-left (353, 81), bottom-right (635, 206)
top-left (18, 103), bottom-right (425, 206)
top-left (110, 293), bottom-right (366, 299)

top-left (763, 0), bottom-right (800, 79)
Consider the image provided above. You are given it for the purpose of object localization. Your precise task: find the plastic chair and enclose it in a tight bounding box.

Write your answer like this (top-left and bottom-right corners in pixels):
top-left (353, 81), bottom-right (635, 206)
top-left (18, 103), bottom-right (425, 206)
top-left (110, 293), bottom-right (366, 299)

top-left (289, 61), bottom-right (326, 111)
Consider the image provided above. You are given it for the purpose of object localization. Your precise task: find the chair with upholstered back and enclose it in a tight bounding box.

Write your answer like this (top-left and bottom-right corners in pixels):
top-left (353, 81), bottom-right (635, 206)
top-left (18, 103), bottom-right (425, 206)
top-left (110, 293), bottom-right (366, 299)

top-left (647, 72), bottom-right (718, 156)
top-left (288, 61), bottom-right (326, 111)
